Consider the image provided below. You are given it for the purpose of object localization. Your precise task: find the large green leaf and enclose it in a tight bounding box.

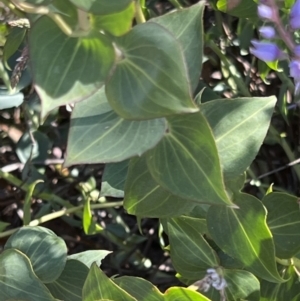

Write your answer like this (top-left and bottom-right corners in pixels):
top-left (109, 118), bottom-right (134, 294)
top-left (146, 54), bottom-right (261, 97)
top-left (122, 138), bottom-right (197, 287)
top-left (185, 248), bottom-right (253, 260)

top-left (201, 97), bottom-right (276, 180)
top-left (207, 193), bottom-right (284, 283)
top-left (0, 249), bottom-right (56, 301)
top-left (68, 0), bottom-right (132, 15)
top-left (164, 287), bottom-right (211, 301)
top-left (124, 156), bottom-right (195, 217)
top-left (216, 0), bottom-right (258, 19)
top-left (106, 22), bottom-right (198, 120)
top-left (65, 87), bottom-right (166, 165)
top-left (68, 250), bottom-right (111, 268)
top-left (29, 16), bottom-right (114, 117)
top-left (114, 276), bottom-right (164, 301)
top-left (146, 112), bottom-right (233, 205)
top-left (4, 226), bottom-right (67, 283)
top-left (82, 263), bottom-right (137, 301)
top-left (46, 259), bottom-right (89, 301)
top-left (151, 2), bottom-right (204, 92)
top-left (263, 192), bottom-right (300, 259)
top-left (92, 2), bottom-right (134, 36)
top-left (167, 216), bottom-right (219, 280)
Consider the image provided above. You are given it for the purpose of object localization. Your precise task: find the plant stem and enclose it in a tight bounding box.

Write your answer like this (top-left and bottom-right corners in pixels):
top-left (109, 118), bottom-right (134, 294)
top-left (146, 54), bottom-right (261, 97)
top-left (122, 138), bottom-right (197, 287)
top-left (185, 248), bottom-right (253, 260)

top-left (135, 0), bottom-right (146, 24)
top-left (169, 0), bottom-right (183, 9)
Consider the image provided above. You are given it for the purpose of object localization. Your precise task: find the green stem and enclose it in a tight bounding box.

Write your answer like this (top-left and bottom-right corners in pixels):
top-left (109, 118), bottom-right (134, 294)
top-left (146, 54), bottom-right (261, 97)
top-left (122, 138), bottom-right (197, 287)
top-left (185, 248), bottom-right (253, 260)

top-left (0, 201), bottom-right (123, 238)
top-left (135, 0), bottom-right (146, 24)
top-left (277, 71), bottom-right (295, 93)
top-left (169, 0), bottom-right (183, 9)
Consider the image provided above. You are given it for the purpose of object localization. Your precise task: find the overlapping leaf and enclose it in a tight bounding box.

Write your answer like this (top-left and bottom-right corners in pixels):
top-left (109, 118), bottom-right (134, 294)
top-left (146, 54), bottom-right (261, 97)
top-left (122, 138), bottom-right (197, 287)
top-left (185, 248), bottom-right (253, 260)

top-left (65, 87), bottom-right (166, 166)
top-left (164, 287), bottom-right (211, 301)
top-left (201, 97), bottom-right (276, 180)
top-left (263, 192), bottom-right (300, 258)
top-left (0, 249), bottom-right (56, 301)
top-left (207, 193), bottom-right (284, 283)
top-left (46, 260), bottom-right (89, 301)
top-left (4, 226), bottom-right (67, 283)
top-left (146, 112), bottom-right (233, 205)
top-left (167, 216), bottom-right (219, 279)
top-left (106, 22), bottom-right (198, 120)
top-left (68, 250), bottom-right (111, 268)
top-left (216, 0), bottom-right (258, 19)
top-left (124, 156), bottom-right (195, 217)
top-left (151, 2), bottom-right (204, 92)
top-left (29, 16), bottom-right (114, 117)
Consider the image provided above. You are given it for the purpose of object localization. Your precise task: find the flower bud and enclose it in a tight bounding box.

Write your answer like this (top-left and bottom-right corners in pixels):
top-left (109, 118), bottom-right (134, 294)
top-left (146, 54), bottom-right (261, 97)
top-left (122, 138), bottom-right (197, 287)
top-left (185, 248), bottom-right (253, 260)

top-left (290, 0), bottom-right (300, 29)
top-left (259, 26), bottom-right (276, 39)
top-left (290, 60), bottom-right (300, 80)
top-left (250, 40), bottom-right (283, 62)
top-left (258, 4), bottom-right (276, 21)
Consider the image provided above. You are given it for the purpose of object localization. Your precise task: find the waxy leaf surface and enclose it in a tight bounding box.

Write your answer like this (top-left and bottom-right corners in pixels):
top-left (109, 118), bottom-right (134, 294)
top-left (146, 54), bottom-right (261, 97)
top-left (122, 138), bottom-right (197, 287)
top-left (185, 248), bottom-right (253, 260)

top-left (263, 192), bottom-right (300, 258)
top-left (207, 193), bottom-right (283, 283)
top-left (201, 96), bottom-right (276, 180)
top-left (29, 16), bottom-right (114, 117)
top-left (65, 87), bottom-right (166, 165)
top-left (106, 22), bottom-right (197, 120)
top-left (124, 156), bottom-right (195, 217)
top-left (147, 112), bottom-right (232, 205)
top-left (151, 2), bottom-right (204, 92)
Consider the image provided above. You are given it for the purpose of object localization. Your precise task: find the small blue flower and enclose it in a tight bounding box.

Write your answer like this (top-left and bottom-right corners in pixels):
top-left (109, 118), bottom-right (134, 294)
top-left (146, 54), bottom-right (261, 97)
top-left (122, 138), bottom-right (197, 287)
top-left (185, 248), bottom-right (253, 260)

top-left (289, 60), bottom-right (300, 95)
top-left (250, 40), bottom-right (283, 62)
top-left (259, 26), bottom-right (276, 39)
top-left (294, 45), bottom-right (300, 57)
top-left (290, 0), bottom-right (300, 29)
top-left (258, 4), bottom-right (275, 21)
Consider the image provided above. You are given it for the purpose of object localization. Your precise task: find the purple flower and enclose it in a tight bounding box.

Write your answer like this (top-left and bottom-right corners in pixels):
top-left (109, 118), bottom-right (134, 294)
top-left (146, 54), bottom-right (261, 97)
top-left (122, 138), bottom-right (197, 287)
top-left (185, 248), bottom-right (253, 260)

top-left (289, 60), bottom-right (300, 95)
top-left (259, 26), bottom-right (276, 39)
top-left (258, 4), bottom-right (276, 21)
top-left (294, 45), bottom-right (300, 57)
top-left (250, 40), bottom-right (283, 62)
top-left (290, 0), bottom-right (300, 29)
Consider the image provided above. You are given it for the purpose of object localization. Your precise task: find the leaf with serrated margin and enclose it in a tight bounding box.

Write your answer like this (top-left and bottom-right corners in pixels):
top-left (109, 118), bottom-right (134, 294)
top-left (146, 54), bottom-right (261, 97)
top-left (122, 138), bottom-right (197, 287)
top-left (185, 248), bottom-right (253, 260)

top-left (151, 2), bottom-right (204, 92)
top-left (263, 192), bottom-right (300, 259)
top-left (167, 216), bottom-right (219, 280)
top-left (82, 264), bottom-right (136, 301)
top-left (29, 16), bottom-right (115, 117)
top-left (146, 112), bottom-right (233, 205)
top-left (124, 156), bottom-right (195, 217)
top-left (106, 22), bottom-right (198, 120)
top-left (65, 87), bottom-right (166, 166)
top-left (201, 96), bottom-right (276, 180)
top-left (0, 249), bottom-right (56, 301)
top-left (207, 193), bottom-right (284, 283)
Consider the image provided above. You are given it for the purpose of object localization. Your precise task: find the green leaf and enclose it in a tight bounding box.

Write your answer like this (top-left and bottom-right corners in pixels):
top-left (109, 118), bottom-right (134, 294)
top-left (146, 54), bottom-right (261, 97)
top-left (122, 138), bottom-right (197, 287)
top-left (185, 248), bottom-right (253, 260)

top-left (151, 2), bottom-right (204, 92)
top-left (114, 276), bottom-right (164, 301)
top-left (263, 192), bottom-right (300, 258)
top-left (164, 287), bottom-right (211, 301)
top-left (29, 16), bottom-right (114, 117)
top-left (201, 96), bottom-right (276, 180)
top-left (82, 264), bottom-right (137, 301)
top-left (83, 197), bottom-right (103, 235)
top-left (65, 87), bottom-right (166, 165)
top-left (0, 221), bottom-right (9, 232)
top-left (46, 259), bottom-right (89, 301)
top-left (92, 2), bottom-right (134, 36)
top-left (68, 0), bottom-right (132, 15)
top-left (167, 216), bottom-right (219, 279)
top-left (207, 193), bottom-right (284, 283)
top-left (124, 156), bottom-right (195, 217)
top-left (68, 250), bottom-right (112, 268)
top-left (0, 249), bottom-right (56, 301)
top-left (0, 91), bottom-right (24, 109)
top-left (106, 22), bottom-right (198, 120)
top-left (146, 112), bottom-right (233, 205)
top-left (4, 226), bottom-right (67, 283)
top-left (216, 0), bottom-right (258, 19)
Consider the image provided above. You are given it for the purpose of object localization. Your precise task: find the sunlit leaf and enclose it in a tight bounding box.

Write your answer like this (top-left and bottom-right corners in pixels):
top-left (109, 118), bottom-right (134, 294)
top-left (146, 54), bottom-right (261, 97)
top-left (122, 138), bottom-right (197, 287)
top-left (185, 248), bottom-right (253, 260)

top-left (106, 22), bottom-right (197, 120)
top-left (68, 250), bottom-right (112, 268)
top-left (164, 287), bottom-right (211, 301)
top-left (216, 0), bottom-right (258, 19)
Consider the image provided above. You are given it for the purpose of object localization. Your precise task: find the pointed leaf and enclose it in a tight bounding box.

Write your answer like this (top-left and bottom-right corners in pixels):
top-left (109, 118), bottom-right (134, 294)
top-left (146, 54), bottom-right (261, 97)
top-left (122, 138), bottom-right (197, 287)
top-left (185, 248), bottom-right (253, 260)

top-left (207, 193), bottom-right (284, 283)
top-left (4, 226), bottom-right (67, 283)
top-left (114, 276), bottom-right (164, 301)
top-left (167, 216), bottom-right (219, 279)
top-left (68, 250), bottom-right (112, 268)
top-left (106, 22), bottom-right (198, 120)
top-left (82, 264), bottom-right (137, 301)
top-left (124, 156), bottom-right (195, 217)
top-left (164, 287), bottom-right (211, 301)
top-left (0, 249), bottom-right (56, 301)
top-left (151, 2), bottom-right (204, 92)
top-left (201, 97), bottom-right (276, 180)
top-left (146, 112), bottom-right (233, 205)
top-left (263, 192), bottom-right (300, 258)
top-left (65, 87), bottom-right (166, 165)
top-left (29, 16), bottom-right (115, 117)
top-left (46, 259), bottom-right (89, 301)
